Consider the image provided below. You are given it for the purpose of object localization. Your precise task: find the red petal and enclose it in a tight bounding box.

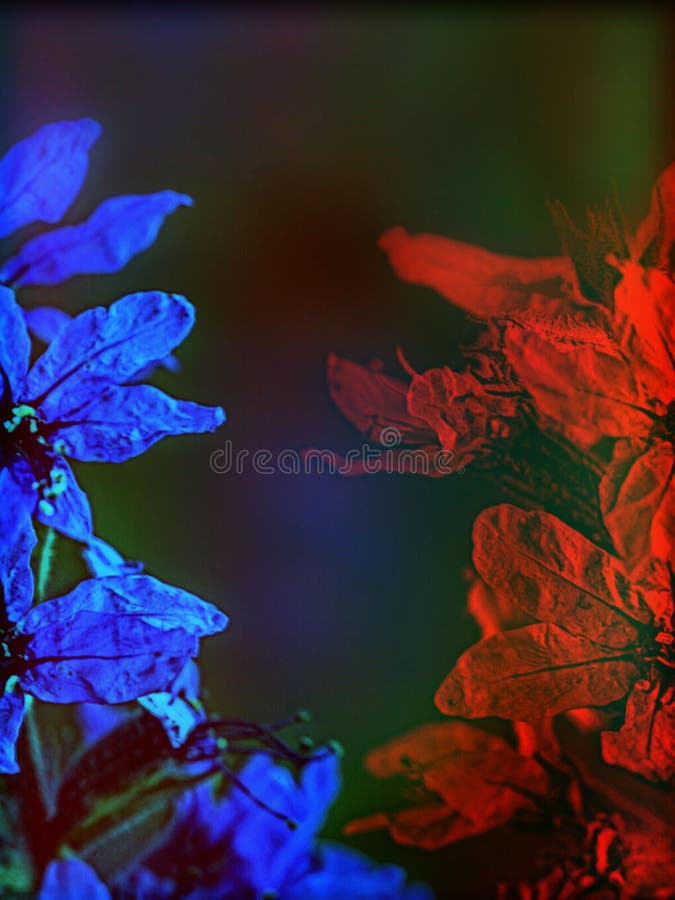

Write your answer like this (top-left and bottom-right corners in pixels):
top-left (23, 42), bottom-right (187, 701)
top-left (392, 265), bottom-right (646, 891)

top-left (407, 367), bottom-right (522, 464)
top-left (600, 439), bottom-right (675, 587)
top-left (501, 318), bottom-right (655, 440)
top-left (326, 353), bottom-right (435, 445)
top-left (378, 227), bottom-right (577, 317)
top-left (472, 505), bottom-right (652, 647)
top-left (601, 681), bottom-right (675, 783)
top-left (435, 623), bottom-right (638, 720)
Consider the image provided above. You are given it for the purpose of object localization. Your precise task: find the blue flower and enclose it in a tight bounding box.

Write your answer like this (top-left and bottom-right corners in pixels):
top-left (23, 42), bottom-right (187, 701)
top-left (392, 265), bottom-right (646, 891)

top-left (0, 118), bottom-right (192, 289)
top-left (0, 529), bottom-right (228, 773)
top-left (0, 285), bottom-right (225, 548)
top-left (112, 753), bottom-right (434, 899)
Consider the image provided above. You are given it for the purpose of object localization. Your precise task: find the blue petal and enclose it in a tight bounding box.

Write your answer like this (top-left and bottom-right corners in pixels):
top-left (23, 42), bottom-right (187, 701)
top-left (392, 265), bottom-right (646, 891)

top-left (2, 191), bottom-right (193, 287)
top-left (218, 752), bottom-right (341, 893)
top-left (287, 843), bottom-right (435, 900)
top-left (35, 459), bottom-right (94, 544)
top-left (77, 701), bottom-right (129, 747)
top-left (23, 306), bottom-right (72, 344)
top-left (0, 286), bottom-right (30, 394)
top-left (82, 536), bottom-right (143, 577)
top-left (0, 683), bottom-right (26, 774)
top-left (21, 610), bottom-right (198, 703)
top-left (20, 573), bottom-right (228, 638)
top-left (0, 470), bottom-right (36, 622)
top-left (23, 292), bottom-right (196, 417)
top-left (53, 384), bottom-right (225, 462)
top-left (39, 859), bottom-right (111, 900)
top-left (0, 118), bottom-right (100, 239)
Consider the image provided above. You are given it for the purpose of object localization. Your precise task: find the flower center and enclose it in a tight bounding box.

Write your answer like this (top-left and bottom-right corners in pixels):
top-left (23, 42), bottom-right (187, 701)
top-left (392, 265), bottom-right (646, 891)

top-left (1, 372), bottom-right (67, 517)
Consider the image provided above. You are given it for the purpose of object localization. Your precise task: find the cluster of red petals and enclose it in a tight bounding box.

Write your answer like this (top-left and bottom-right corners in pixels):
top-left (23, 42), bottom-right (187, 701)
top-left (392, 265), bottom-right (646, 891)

top-left (337, 165), bottom-right (675, 894)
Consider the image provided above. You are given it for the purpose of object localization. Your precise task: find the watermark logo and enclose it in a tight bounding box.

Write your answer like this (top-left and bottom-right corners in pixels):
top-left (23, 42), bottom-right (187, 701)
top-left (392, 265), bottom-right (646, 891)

top-left (209, 428), bottom-right (464, 476)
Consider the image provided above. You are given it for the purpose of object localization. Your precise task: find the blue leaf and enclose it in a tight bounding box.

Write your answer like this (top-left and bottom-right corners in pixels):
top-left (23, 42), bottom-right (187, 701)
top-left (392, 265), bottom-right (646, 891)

top-left (0, 683), bottom-right (26, 774)
top-left (0, 119), bottom-right (101, 239)
top-left (2, 191), bottom-right (193, 287)
top-left (0, 286), bottom-right (30, 394)
top-left (39, 859), bottom-right (111, 900)
top-left (0, 470), bottom-right (36, 622)
top-left (23, 292), bottom-right (196, 417)
top-left (52, 384), bottom-right (225, 462)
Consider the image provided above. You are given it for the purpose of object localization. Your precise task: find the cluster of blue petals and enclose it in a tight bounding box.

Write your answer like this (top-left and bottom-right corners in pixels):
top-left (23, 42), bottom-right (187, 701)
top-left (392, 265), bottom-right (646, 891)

top-left (1, 119), bottom-right (433, 899)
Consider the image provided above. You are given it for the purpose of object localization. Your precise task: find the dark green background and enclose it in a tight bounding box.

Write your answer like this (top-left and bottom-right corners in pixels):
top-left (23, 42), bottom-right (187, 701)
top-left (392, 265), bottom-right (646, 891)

top-left (2, 10), bottom-right (672, 897)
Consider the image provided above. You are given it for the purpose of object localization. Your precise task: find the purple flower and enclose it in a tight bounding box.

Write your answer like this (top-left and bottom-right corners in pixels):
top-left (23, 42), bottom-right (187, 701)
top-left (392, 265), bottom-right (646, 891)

top-left (0, 285), bottom-right (224, 549)
top-left (0, 118), bottom-right (191, 289)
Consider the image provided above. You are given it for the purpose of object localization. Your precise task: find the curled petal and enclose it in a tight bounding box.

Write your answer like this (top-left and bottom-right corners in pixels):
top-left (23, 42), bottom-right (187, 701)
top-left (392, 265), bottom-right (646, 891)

top-left (0, 684), bottom-right (26, 774)
top-left (327, 353), bottom-right (434, 446)
top-left (52, 384), bottom-right (225, 462)
top-left (3, 191), bottom-right (193, 287)
top-left (379, 226), bottom-right (577, 317)
top-left (407, 367), bottom-right (521, 463)
top-left (435, 623), bottom-right (637, 720)
top-left (24, 291), bottom-right (196, 416)
top-left (0, 118), bottom-right (100, 239)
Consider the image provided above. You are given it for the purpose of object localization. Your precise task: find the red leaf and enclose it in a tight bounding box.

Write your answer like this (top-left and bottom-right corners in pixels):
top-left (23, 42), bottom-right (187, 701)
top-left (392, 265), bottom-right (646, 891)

top-left (435, 623), bottom-right (638, 720)
top-left (378, 227), bottom-right (578, 317)
top-left (472, 505), bottom-right (652, 648)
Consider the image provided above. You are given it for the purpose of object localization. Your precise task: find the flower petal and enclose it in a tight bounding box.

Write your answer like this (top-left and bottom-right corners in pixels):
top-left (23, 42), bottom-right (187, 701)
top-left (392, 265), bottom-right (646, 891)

top-left (435, 623), bottom-right (638, 720)
top-left (501, 316), bottom-right (655, 440)
top-left (39, 859), bottom-right (111, 900)
top-left (601, 681), bottom-right (675, 783)
top-left (20, 573), bottom-right (228, 638)
top-left (21, 611), bottom-right (198, 703)
top-left (23, 306), bottom-right (72, 344)
top-left (378, 226), bottom-right (577, 317)
top-left (52, 384), bottom-right (225, 462)
top-left (0, 469), bottom-right (36, 622)
top-left (82, 536), bottom-right (143, 577)
top-left (2, 191), bottom-right (193, 287)
top-left (287, 842), bottom-right (434, 900)
top-left (0, 118), bottom-right (100, 239)
top-left (327, 353), bottom-right (435, 446)
top-left (23, 292), bottom-right (196, 416)
top-left (472, 504), bottom-right (652, 647)
top-left (0, 684), bottom-right (26, 774)
top-left (0, 286), bottom-right (30, 394)
top-left (35, 460), bottom-right (94, 545)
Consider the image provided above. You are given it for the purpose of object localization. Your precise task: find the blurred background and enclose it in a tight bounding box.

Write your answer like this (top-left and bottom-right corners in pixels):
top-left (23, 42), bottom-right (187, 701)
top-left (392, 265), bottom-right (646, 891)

top-left (2, 9), bottom-right (673, 897)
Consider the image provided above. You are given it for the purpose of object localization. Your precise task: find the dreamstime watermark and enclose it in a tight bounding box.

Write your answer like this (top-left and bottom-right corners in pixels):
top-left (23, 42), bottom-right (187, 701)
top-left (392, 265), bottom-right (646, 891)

top-left (209, 426), bottom-right (465, 476)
